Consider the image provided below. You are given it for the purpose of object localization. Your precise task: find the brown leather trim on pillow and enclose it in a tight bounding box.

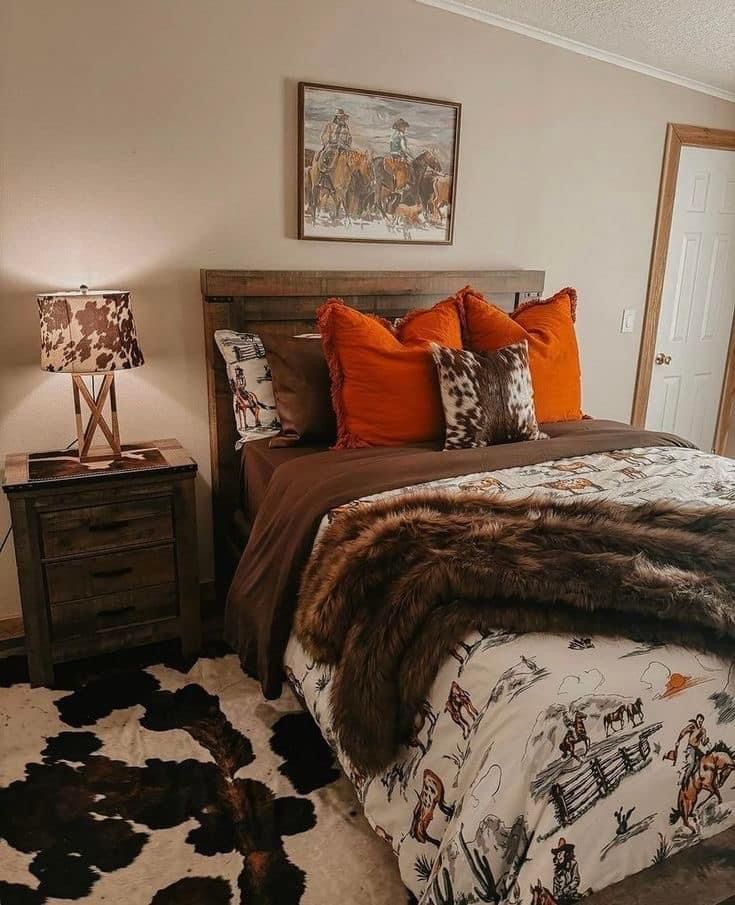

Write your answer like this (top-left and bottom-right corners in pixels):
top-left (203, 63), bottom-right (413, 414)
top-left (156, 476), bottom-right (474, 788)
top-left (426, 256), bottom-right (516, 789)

top-left (259, 334), bottom-right (336, 448)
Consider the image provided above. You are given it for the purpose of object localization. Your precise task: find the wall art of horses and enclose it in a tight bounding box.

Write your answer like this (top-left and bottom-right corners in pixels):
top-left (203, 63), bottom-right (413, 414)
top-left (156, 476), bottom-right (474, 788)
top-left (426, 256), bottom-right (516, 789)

top-left (299, 81), bottom-right (461, 244)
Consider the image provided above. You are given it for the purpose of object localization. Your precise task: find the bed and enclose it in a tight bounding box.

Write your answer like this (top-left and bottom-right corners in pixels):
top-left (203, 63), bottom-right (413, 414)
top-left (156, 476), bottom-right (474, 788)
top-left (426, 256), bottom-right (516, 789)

top-left (202, 268), bottom-right (545, 594)
top-left (202, 269), bottom-right (735, 905)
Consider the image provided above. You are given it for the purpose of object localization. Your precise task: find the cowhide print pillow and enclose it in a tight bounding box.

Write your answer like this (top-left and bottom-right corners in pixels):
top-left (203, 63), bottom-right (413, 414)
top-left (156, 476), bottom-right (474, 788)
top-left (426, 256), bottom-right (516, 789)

top-left (214, 330), bottom-right (281, 448)
top-left (432, 340), bottom-right (545, 449)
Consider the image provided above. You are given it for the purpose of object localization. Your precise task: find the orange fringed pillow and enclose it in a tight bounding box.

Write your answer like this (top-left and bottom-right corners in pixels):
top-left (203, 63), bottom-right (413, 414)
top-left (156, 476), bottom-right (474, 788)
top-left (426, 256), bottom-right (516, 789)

top-left (462, 287), bottom-right (582, 422)
top-left (396, 296), bottom-right (464, 348)
top-left (318, 296), bottom-right (463, 447)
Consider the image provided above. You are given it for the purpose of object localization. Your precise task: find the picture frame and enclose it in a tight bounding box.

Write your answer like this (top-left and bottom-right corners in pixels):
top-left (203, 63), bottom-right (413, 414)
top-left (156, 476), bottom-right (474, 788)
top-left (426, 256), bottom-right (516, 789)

top-left (298, 81), bottom-right (461, 245)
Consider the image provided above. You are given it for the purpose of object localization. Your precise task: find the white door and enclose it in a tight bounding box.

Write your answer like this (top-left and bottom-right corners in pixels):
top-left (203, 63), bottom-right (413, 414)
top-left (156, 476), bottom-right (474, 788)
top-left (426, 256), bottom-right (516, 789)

top-left (646, 146), bottom-right (735, 451)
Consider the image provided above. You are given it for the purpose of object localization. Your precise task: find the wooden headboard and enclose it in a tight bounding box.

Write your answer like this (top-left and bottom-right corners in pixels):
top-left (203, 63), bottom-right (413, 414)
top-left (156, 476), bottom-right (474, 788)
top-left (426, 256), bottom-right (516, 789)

top-left (201, 268), bottom-right (545, 590)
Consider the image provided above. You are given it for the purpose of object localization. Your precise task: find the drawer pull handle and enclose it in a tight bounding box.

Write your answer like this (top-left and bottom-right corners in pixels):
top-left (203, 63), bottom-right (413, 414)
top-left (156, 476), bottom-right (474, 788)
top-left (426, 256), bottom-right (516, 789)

top-left (98, 605), bottom-right (136, 619)
top-left (89, 520), bottom-right (130, 533)
top-left (91, 566), bottom-right (133, 579)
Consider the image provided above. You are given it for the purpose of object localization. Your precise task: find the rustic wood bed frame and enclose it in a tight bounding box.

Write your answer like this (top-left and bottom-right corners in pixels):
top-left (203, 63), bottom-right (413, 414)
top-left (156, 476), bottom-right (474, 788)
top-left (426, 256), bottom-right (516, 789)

top-left (200, 268), bottom-right (545, 593)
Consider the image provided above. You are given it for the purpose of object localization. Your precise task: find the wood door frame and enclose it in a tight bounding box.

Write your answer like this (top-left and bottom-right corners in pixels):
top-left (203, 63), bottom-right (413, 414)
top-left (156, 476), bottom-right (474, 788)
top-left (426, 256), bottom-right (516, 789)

top-left (631, 123), bottom-right (735, 453)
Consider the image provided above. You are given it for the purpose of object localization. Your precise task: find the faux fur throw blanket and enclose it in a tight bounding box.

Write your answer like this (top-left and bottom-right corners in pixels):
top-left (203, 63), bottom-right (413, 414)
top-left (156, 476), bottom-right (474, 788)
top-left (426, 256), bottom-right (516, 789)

top-left (295, 490), bottom-right (735, 775)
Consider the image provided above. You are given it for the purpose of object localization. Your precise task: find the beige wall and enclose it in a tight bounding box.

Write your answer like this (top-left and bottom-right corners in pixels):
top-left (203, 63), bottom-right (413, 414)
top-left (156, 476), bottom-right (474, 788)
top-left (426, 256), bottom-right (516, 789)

top-left (1, 0), bottom-right (733, 618)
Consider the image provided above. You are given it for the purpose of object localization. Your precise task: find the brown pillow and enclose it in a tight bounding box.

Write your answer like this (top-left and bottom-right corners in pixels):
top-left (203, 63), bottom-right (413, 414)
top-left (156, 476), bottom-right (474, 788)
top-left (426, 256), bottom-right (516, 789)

top-left (259, 333), bottom-right (336, 447)
top-left (431, 340), bottom-right (545, 450)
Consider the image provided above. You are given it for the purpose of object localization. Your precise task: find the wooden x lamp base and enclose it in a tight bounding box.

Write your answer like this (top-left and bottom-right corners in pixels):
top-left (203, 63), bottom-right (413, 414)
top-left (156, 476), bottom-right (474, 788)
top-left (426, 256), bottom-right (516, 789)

top-left (72, 373), bottom-right (122, 462)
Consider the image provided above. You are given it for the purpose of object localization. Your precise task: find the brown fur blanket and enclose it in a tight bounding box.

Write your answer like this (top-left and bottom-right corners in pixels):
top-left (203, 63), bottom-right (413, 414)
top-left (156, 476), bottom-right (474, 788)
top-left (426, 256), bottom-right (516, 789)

top-left (294, 490), bottom-right (735, 774)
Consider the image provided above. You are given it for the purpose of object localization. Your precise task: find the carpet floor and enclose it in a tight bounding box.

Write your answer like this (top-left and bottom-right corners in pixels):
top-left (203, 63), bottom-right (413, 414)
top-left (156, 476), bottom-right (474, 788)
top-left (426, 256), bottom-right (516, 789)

top-left (0, 643), bottom-right (409, 905)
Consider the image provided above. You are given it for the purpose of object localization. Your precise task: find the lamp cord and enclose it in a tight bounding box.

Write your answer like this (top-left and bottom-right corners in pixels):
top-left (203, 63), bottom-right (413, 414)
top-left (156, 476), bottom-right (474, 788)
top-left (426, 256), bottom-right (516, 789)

top-left (0, 525), bottom-right (11, 556)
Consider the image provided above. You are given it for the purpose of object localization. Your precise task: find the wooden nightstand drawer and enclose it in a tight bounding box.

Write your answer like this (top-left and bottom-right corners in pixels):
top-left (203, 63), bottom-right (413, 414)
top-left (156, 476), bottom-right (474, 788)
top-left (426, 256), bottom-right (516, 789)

top-left (40, 497), bottom-right (173, 558)
top-left (4, 439), bottom-right (200, 686)
top-left (50, 585), bottom-right (178, 639)
top-left (45, 545), bottom-right (176, 605)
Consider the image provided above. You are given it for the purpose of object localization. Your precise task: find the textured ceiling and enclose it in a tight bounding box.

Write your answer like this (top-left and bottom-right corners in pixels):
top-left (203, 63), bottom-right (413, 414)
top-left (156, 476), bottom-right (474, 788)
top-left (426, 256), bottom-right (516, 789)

top-left (441, 0), bottom-right (735, 97)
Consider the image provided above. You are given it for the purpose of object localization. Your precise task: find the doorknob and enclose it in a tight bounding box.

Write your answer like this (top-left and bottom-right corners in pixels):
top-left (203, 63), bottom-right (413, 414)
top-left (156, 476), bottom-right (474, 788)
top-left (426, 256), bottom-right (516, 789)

top-left (655, 353), bottom-right (672, 365)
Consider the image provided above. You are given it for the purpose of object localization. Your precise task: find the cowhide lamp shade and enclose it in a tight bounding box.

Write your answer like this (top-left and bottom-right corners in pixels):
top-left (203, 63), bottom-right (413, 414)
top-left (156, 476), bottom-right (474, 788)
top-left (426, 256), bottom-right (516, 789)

top-left (38, 289), bottom-right (144, 373)
top-left (37, 288), bottom-right (144, 462)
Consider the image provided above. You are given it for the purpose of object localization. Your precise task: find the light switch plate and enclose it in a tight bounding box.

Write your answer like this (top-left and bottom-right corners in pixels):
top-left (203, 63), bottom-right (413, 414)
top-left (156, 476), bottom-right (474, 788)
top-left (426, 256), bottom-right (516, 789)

top-left (621, 308), bottom-right (636, 334)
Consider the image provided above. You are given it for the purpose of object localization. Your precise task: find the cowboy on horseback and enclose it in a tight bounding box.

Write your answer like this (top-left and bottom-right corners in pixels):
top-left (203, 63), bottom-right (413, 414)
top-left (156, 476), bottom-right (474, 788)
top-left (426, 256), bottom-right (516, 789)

top-left (230, 365), bottom-right (275, 429)
top-left (667, 726), bottom-right (733, 834)
top-left (318, 108), bottom-right (352, 176)
top-left (232, 365), bottom-right (247, 395)
top-left (371, 117), bottom-right (414, 217)
top-left (390, 117), bottom-right (411, 160)
top-left (664, 713), bottom-right (709, 787)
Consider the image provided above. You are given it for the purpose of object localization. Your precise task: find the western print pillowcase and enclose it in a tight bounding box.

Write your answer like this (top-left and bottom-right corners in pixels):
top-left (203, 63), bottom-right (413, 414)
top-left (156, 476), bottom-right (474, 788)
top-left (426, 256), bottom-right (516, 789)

top-left (214, 330), bottom-right (281, 448)
top-left (432, 340), bottom-right (545, 449)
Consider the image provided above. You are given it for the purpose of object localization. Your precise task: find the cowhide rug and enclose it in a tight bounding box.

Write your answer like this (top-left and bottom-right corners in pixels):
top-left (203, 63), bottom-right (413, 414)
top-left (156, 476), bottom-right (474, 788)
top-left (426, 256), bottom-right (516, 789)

top-left (0, 643), bottom-right (409, 905)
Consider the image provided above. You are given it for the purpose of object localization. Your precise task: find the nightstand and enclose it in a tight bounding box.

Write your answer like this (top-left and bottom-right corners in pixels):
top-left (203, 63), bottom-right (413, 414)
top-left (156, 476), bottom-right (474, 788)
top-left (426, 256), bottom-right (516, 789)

top-left (2, 439), bottom-right (201, 686)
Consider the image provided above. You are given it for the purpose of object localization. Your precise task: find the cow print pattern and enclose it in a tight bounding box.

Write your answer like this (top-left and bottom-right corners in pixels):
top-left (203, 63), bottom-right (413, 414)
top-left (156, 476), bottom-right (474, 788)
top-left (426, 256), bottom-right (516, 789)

top-left (38, 292), bottom-right (144, 373)
top-left (432, 340), bottom-right (544, 449)
top-left (0, 643), bottom-right (408, 905)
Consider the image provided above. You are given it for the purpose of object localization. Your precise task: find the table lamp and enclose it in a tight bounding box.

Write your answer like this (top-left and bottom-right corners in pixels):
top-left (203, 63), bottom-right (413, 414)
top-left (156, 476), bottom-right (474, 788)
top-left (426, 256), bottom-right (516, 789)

top-left (37, 286), bottom-right (144, 462)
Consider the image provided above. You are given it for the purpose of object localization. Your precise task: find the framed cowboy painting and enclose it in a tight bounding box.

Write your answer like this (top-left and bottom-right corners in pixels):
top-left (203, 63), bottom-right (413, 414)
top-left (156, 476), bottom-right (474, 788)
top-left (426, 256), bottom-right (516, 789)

top-left (298, 81), bottom-right (461, 245)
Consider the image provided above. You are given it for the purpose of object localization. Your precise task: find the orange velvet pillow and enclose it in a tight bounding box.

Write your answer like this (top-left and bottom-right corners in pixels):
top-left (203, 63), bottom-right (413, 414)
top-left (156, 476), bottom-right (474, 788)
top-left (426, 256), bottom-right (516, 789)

top-left (318, 296), bottom-right (463, 447)
top-left (462, 287), bottom-right (582, 422)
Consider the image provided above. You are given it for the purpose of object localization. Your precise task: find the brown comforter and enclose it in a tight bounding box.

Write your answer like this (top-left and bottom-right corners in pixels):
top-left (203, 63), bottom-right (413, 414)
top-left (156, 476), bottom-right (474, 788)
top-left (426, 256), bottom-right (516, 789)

top-left (225, 419), bottom-right (694, 697)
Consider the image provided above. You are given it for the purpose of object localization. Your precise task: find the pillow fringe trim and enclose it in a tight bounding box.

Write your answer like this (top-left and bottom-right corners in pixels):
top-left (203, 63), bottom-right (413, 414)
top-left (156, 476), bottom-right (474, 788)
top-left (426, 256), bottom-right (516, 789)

top-left (512, 286), bottom-right (578, 323)
top-left (395, 287), bottom-right (468, 335)
top-left (317, 298), bottom-right (372, 449)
